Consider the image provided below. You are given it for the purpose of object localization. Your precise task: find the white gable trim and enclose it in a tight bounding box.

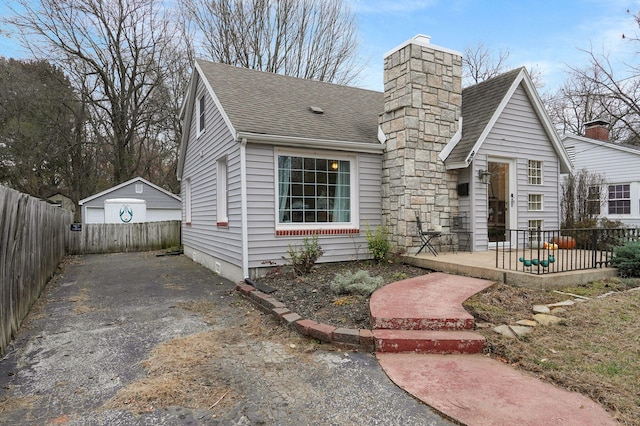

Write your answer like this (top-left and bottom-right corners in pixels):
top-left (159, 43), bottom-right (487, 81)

top-left (444, 69), bottom-right (572, 173)
top-left (79, 177), bottom-right (180, 205)
top-left (439, 117), bottom-right (462, 162)
top-left (177, 60), bottom-right (238, 180)
top-left (462, 69), bottom-right (526, 168)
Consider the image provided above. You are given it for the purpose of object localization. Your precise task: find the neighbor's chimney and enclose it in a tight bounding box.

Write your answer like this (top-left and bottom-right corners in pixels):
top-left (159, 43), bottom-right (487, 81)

top-left (584, 119), bottom-right (610, 141)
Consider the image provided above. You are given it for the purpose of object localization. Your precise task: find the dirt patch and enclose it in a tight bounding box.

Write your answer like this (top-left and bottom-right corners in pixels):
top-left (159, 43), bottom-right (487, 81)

top-left (256, 261), bottom-right (429, 329)
top-left (104, 330), bottom-right (234, 414)
top-left (0, 396), bottom-right (39, 414)
top-left (104, 300), bottom-right (318, 416)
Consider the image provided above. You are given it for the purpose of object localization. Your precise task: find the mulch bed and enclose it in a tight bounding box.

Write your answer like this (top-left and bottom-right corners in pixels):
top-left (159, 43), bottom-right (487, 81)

top-left (254, 261), bottom-right (429, 330)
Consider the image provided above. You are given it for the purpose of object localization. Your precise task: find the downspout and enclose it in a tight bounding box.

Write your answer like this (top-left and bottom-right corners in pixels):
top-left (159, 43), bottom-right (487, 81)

top-left (240, 138), bottom-right (249, 279)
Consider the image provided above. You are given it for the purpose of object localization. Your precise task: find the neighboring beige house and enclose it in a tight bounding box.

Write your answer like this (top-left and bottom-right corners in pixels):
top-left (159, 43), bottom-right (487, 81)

top-left (562, 121), bottom-right (640, 227)
top-left (177, 35), bottom-right (571, 282)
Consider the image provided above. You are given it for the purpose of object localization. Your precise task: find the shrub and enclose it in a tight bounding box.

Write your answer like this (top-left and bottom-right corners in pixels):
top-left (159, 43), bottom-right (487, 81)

top-left (285, 235), bottom-right (324, 276)
top-left (612, 242), bottom-right (640, 278)
top-left (330, 270), bottom-right (385, 296)
top-left (365, 225), bottom-right (391, 263)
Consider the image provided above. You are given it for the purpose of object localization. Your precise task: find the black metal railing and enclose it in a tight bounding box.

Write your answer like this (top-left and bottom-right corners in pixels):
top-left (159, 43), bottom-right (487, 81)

top-left (494, 227), bottom-right (639, 274)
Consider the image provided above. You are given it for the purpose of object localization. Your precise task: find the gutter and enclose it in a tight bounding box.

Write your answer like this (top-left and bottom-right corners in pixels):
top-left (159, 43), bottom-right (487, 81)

top-left (240, 138), bottom-right (250, 279)
top-left (236, 132), bottom-right (385, 154)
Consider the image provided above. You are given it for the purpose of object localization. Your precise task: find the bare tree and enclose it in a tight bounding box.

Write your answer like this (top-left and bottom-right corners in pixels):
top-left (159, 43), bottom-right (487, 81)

top-left (462, 42), bottom-right (510, 86)
top-left (6, 0), bottom-right (186, 186)
top-left (180, 0), bottom-right (362, 85)
top-left (568, 49), bottom-right (640, 144)
top-left (561, 168), bottom-right (608, 228)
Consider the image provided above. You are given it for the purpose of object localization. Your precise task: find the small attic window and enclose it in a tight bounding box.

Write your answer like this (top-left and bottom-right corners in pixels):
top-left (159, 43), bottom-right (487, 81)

top-left (309, 106), bottom-right (324, 114)
top-left (135, 183), bottom-right (143, 194)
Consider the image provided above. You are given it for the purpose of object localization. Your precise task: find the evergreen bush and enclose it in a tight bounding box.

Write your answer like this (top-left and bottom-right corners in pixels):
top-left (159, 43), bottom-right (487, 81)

top-left (612, 241), bottom-right (640, 278)
top-left (331, 270), bottom-right (385, 296)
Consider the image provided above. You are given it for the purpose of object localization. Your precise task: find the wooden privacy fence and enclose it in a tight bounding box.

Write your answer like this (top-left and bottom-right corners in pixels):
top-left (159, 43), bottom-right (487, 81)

top-left (66, 220), bottom-right (181, 255)
top-left (0, 185), bottom-right (72, 356)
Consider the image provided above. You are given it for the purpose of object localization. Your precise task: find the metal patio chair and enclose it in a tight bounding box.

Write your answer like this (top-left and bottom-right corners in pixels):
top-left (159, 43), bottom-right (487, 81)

top-left (416, 214), bottom-right (441, 256)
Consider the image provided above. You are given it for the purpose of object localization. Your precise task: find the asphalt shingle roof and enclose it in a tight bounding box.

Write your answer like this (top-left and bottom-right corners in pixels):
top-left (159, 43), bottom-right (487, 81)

top-left (196, 59), bottom-right (383, 144)
top-left (447, 68), bottom-right (524, 164)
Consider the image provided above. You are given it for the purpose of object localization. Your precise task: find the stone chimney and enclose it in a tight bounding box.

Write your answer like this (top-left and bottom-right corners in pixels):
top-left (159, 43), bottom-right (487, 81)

top-left (380, 35), bottom-right (462, 253)
top-left (584, 119), bottom-right (610, 141)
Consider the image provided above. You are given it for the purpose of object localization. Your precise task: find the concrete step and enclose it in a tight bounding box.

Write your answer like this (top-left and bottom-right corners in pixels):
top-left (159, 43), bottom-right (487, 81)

top-left (372, 315), bottom-right (474, 331)
top-left (369, 273), bottom-right (492, 332)
top-left (373, 329), bottom-right (485, 354)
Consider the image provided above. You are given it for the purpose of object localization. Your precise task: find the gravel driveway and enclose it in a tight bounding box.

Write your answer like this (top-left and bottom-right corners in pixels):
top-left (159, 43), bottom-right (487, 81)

top-left (0, 252), bottom-right (453, 425)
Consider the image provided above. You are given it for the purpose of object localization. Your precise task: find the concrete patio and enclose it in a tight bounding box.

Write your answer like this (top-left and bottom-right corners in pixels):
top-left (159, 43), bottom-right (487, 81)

top-left (404, 249), bottom-right (618, 288)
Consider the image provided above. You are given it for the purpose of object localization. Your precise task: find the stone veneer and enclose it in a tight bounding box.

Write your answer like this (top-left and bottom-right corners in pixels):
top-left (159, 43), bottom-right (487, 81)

top-left (380, 36), bottom-right (462, 253)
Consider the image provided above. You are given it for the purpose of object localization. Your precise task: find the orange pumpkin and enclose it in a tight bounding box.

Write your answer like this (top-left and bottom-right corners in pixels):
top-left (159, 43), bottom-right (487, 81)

top-left (551, 236), bottom-right (576, 249)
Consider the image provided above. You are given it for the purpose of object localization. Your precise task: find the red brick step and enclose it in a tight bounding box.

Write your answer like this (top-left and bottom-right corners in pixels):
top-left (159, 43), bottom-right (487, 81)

top-left (373, 329), bottom-right (485, 354)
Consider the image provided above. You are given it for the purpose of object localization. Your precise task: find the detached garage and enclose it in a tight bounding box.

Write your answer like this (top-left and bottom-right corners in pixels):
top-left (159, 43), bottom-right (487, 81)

top-left (79, 177), bottom-right (181, 224)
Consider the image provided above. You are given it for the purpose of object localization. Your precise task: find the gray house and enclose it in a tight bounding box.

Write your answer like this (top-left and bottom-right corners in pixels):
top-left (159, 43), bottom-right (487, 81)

top-left (562, 122), bottom-right (640, 227)
top-left (178, 35), bottom-right (571, 282)
top-left (79, 177), bottom-right (181, 224)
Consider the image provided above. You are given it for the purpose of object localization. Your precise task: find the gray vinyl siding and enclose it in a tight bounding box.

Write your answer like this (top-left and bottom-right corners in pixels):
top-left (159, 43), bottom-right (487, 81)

top-left (562, 136), bottom-right (640, 226)
top-left (181, 76), bottom-right (243, 268)
top-left (471, 85), bottom-right (561, 250)
top-left (82, 182), bottom-right (180, 209)
top-left (245, 144), bottom-right (382, 268)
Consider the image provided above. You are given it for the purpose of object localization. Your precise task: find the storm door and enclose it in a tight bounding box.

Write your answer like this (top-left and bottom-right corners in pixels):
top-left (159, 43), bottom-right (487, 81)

top-left (487, 161), bottom-right (511, 243)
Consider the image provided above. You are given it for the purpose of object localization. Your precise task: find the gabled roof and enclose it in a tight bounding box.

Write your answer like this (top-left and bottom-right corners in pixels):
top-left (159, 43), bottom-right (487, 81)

top-left (196, 60), bottom-right (383, 143)
top-left (79, 177), bottom-right (180, 205)
top-left (178, 60), bottom-right (385, 179)
top-left (440, 67), bottom-right (572, 173)
top-left (561, 133), bottom-right (640, 156)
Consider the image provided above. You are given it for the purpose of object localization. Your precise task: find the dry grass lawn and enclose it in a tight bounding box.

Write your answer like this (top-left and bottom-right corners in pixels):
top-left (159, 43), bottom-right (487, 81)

top-left (464, 278), bottom-right (640, 425)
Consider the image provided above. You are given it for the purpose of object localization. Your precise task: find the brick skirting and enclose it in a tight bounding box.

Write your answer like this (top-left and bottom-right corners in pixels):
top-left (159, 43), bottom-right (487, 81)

top-left (236, 283), bottom-right (374, 352)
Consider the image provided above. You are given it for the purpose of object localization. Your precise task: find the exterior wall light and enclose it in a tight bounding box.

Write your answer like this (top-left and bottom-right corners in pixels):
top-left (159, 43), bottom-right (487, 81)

top-left (478, 169), bottom-right (492, 184)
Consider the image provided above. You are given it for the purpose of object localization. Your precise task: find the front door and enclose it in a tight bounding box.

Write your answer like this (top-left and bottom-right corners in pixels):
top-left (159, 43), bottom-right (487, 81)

top-left (487, 161), bottom-right (510, 242)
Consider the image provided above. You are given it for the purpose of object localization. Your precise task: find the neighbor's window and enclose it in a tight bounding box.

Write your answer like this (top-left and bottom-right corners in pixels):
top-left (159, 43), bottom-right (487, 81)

top-left (587, 186), bottom-right (601, 215)
top-left (217, 157), bottom-right (228, 225)
top-left (135, 183), bottom-right (143, 194)
top-left (528, 194), bottom-right (543, 211)
top-left (528, 160), bottom-right (542, 185)
top-left (608, 184), bottom-right (630, 214)
top-left (277, 154), bottom-right (352, 225)
top-left (197, 95), bottom-right (205, 135)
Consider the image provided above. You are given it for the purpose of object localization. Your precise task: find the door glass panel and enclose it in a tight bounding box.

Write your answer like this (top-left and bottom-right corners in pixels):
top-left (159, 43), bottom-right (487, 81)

top-left (487, 162), bottom-right (509, 242)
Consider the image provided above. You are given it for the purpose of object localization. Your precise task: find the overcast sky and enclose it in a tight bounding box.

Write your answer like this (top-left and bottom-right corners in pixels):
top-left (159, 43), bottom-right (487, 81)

top-left (1, 0), bottom-right (639, 94)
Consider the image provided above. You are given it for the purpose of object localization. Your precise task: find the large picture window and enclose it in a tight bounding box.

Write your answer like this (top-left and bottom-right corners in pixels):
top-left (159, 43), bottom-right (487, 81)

top-left (277, 154), bottom-right (352, 225)
top-left (608, 184), bottom-right (630, 214)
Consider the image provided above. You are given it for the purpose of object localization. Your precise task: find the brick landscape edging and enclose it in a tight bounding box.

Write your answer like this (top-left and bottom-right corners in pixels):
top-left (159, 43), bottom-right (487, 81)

top-left (236, 283), bottom-right (375, 352)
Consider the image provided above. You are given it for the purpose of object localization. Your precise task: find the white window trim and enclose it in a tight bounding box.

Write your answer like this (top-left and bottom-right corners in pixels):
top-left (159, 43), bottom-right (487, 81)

top-left (185, 178), bottom-right (192, 224)
top-left (274, 147), bottom-right (359, 231)
top-left (217, 157), bottom-right (228, 224)
top-left (528, 160), bottom-right (543, 185)
top-left (197, 94), bottom-right (205, 137)
top-left (607, 183), bottom-right (631, 215)
top-left (528, 193), bottom-right (543, 211)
